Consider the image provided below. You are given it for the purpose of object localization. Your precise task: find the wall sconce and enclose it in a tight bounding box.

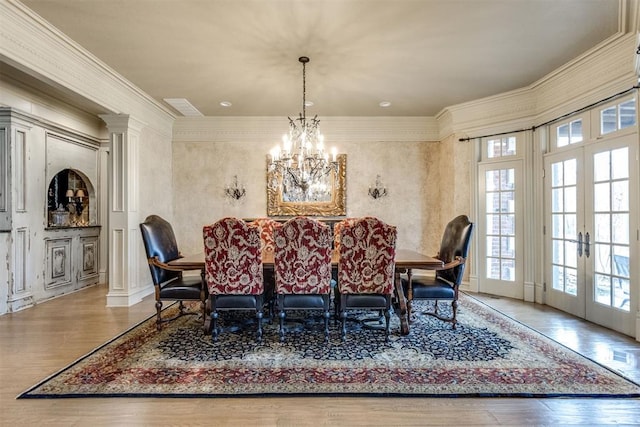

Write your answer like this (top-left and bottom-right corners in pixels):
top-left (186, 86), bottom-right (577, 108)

top-left (65, 189), bottom-right (86, 214)
top-left (225, 175), bottom-right (246, 200)
top-left (75, 189), bottom-right (85, 214)
top-left (368, 175), bottom-right (388, 199)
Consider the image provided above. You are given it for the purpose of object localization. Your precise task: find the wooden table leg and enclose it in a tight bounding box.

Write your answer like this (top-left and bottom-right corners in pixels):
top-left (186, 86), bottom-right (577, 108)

top-left (394, 268), bottom-right (409, 335)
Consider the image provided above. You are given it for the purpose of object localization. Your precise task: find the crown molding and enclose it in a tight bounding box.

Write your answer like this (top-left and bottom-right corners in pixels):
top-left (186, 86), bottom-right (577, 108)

top-left (172, 116), bottom-right (439, 143)
top-left (437, 32), bottom-right (638, 140)
top-left (0, 0), bottom-right (174, 137)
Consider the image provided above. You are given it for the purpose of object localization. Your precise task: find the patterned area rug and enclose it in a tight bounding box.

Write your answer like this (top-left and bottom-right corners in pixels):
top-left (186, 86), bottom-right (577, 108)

top-left (18, 294), bottom-right (640, 398)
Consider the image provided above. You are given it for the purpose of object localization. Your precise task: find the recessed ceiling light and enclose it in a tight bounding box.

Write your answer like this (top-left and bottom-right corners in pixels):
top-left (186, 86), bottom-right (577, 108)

top-left (379, 101), bottom-right (392, 108)
top-left (163, 98), bottom-right (203, 116)
top-left (220, 101), bottom-right (232, 107)
top-left (304, 100), bottom-right (314, 107)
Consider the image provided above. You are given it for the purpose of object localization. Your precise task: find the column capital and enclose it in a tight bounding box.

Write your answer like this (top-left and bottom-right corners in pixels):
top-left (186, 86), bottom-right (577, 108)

top-left (99, 114), bottom-right (146, 134)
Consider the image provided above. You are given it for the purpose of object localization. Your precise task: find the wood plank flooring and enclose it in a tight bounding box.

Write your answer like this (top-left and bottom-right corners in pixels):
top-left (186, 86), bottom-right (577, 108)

top-left (1, 285), bottom-right (639, 426)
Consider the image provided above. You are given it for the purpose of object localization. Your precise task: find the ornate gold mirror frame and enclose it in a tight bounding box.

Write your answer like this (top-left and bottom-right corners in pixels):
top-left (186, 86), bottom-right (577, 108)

top-left (266, 154), bottom-right (346, 216)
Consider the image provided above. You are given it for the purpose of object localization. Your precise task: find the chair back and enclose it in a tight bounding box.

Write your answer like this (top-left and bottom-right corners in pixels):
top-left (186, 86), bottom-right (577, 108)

top-left (274, 216), bottom-right (332, 295)
top-left (249, 217), bottom-right (281, 252)
top-left (338, 217), bottom-right (397, 294)
top-left (333, 217), bottom-right (359, 251)
top-left (203, 217), bottom-right (264, 295)
top-left (436, 215), bottom-right (474, 285)
top-left (140, 215), bottom-right (182, 286)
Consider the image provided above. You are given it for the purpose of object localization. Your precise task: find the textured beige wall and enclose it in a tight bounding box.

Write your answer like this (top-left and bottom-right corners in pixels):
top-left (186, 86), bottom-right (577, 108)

top-left (171, 139), bottom-right (449, 256)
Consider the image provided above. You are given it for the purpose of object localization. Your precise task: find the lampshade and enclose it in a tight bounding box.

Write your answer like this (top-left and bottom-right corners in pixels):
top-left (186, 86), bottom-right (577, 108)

top-left (75, 189), bottom-right (85, 198)
top-left (65, 189), bottom-right (74, 198)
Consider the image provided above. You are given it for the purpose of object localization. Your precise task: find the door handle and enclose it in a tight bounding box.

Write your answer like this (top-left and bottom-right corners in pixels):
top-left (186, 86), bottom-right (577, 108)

top-left (576, 232), bottom-right (583, 257)
top-left (584, 232), bottom-right (590, 258)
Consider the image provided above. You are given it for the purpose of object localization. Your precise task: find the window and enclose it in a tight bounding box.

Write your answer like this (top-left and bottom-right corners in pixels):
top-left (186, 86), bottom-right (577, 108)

top-left (487, 136), bottom-right (516, 158)
top-left (557, 119), bottom-right (583, 147)
top-left (600, 98), bottom-right (636, 135)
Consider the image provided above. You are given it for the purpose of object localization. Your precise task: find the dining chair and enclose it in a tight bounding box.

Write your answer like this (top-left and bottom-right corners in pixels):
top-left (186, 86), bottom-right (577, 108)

top-left (203, 217), bottom-right (269, 342)
top-left (337, 217), bottom-right (397, 341)
top-left (249, 217), bottom-right (282, 319)
top-left (139, 215), bottom-right (207, 331)
top-left (249, 217), bottom-right (281, 252)
top-left (403, 214), bottom-right (474, 329)
top-left (273, 216), bottom-right (333, 342)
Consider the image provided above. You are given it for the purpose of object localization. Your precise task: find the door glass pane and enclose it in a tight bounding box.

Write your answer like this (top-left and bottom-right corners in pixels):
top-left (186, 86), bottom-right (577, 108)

top-left (502, 214), bottom-right (515, 235)
top-left (612, 214), bottom-right (629, 244)
top-left (594, 213), bottom-right (610, 243)
top-left (565, 268), bottom-right (578, 295)
top-left (485, 170), bottom-right (499, 191)
top-left (564, 214), bottom-right (576, 240)
top-left (564, 187), bottom-right (576, 212)
top-left (552, 265), bottom-right (564, 290)
top-left (552, 214), bottom-right (563, 238)
top-left (565, 159), bottom-right (577, 186)
top-left (595, 274), bottom-right (611, 305)
top-left (487, 258), bottom-right (500, 280)
top-left (594, 243), bottom-right (611, 274)
top-left (612, 181), bottom-right (628, 211)
top-left (611, 147), bottom-right (628, 180)
top-left (552, 162), bottom-right (563, 186)
top-left (593, 151), bottom-right (610, 182)
top-left (552, 189), bottom-right (563, 212)
top-left (593, 183), bottom-right (610, 211)
top-left (552, 239), bottom-right (564, 264)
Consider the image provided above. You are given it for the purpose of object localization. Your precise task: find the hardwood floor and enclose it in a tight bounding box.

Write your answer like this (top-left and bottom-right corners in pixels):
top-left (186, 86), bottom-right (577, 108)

top-left (1, 285), bottom-right (639, 426)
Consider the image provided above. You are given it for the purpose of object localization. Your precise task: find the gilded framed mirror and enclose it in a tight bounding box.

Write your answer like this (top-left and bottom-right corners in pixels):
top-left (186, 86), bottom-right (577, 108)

top-left (266, 154), bottom-right (346, 216)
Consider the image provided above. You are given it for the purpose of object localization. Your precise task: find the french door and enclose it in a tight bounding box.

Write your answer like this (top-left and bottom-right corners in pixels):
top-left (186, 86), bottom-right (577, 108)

top-left (544, 134), bottom-right (637, 336)
top-left (478, 160), bottom-right (524, 299)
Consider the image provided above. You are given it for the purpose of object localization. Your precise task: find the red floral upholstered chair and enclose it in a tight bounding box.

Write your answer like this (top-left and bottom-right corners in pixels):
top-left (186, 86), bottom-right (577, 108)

top-left (274, 216), bottom-right (333, 342)
top-left (250, 217), bottom-right (281, 253)
top-left (203, 217), bottom-right (266, 342)
top-left (249, 217), bottom-right (281, 315)
top-left (140, 215), bottom-right (207, 331)
top-left (402, 215), bottom-right (474, 329)
top-left (333, 217), bottom-right (359, 252)
top-left (337, 217), bottom-right (397, 341)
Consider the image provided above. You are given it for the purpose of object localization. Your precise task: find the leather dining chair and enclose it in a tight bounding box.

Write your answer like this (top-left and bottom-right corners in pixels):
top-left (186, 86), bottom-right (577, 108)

top-left (139, 215), bottom-right (207, 330)
top-left (337, 217), bottom-right (397, 341)
top-left (203, 217), bottom-right (269, 342)
top-left (274, 216), bottom-right (333, 342)
top-left (403, 214), bottom-right (474, 329)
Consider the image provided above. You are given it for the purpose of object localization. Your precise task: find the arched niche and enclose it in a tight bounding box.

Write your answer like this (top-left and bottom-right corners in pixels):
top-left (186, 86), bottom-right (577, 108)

top-left (47, 168), bottom-right (96, 227)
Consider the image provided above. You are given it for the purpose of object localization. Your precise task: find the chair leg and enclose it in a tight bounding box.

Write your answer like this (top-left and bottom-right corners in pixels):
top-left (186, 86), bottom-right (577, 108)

top-left (339, 294), bottom-right (347, 341)
top-left (278, 295), bottom-right (286, 342)
top-left (384, 307), bottom-right (392, 342)
top-left (256, 309), bottom-right (264, 342)
top-left (155, 300), bottom-right (163, 330)
top-left (451, 299), bottom-right (458, 330)
top-left (211, 309), bottom-right (220, 341)
top-left (323, 295), bottom-right (330, 342)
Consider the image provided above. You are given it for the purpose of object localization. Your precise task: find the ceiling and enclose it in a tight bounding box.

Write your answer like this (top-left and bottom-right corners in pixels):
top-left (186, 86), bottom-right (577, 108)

top-left (19, 0), bottom-right (621, 117)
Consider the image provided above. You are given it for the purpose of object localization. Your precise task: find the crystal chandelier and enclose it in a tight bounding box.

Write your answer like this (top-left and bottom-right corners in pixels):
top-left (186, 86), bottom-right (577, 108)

top-left (269, 56), bottom-right (338, 202)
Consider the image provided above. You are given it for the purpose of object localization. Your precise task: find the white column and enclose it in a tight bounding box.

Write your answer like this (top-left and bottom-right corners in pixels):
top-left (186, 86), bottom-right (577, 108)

top-left (99, 114), bottom-right (150, 306)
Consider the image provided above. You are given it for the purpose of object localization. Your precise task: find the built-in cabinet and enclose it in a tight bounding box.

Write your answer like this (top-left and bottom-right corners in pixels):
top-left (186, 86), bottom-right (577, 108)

top-left (0, 108), bottom-right (102, 314)
top-left (43, 226), bottom-right (100, 299)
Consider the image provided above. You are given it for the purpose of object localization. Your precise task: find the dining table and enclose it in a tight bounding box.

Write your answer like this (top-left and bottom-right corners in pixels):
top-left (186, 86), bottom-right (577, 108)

top-left (169, 248), bottom-right (443, 335)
